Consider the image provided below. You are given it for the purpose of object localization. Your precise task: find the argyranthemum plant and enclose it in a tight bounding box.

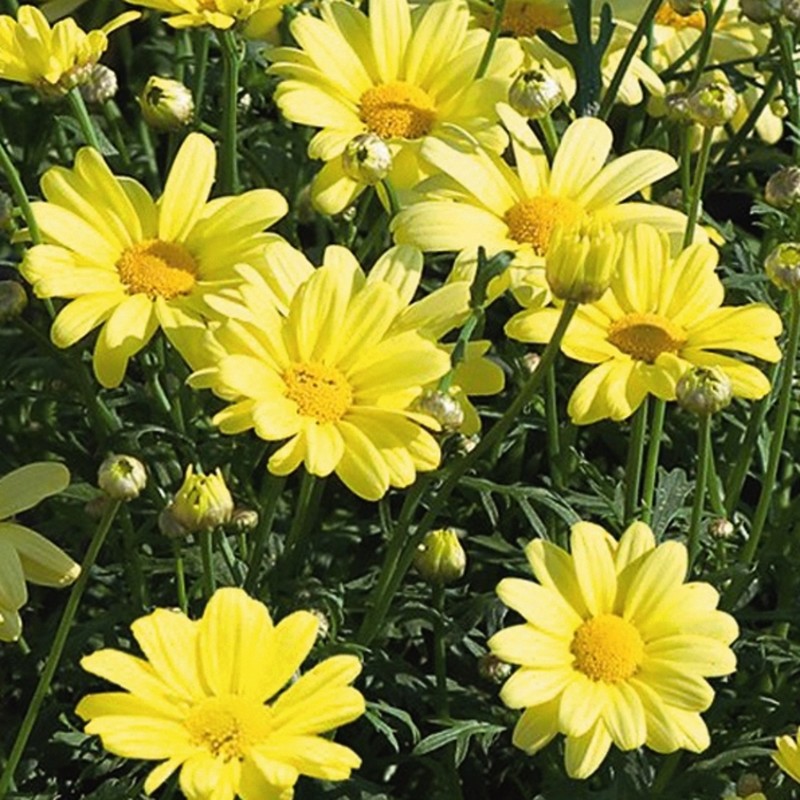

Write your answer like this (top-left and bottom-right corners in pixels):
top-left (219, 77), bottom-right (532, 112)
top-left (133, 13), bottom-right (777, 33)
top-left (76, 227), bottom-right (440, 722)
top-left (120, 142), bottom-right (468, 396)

top-left (506, 225), bottom-right (783, 424)
top-left (490, 520), bottom-right (738, 779)
top-left (0, 462), bottom-right (79, 641)
top-left (21, 132), bottom-right (288, 388)
top-left (76, 587), bottom-right (365, 799)
top-left (0, 4), bottom-right (139, 96)
top-left (267, 0), bottom-right (522, 214)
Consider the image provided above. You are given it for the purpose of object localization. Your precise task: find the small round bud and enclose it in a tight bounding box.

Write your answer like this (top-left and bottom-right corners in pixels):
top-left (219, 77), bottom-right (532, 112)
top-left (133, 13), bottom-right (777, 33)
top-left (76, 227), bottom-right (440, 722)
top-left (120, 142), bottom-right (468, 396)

top-left (0, 281), bottom-right (27, 323)
top-left (520, 352), bottom-right (541, 374)
top-left (229, 507), bottom-right (259, 533)
top-left (545, 219), bottom-right (623, 303)
top-left (308, 608), bottom-right (331, 640)
top-left (457, 433), bottom-right (480, 454)
top-left (342, 133), bottom-right (392, 184)
top-left (686, 81), bottom-right (739, 127)
top-left (508, 68), bottom-right (563, 119)
top-left (414, 390), bottom-right (465, 432)
top-left (664, 91), bottom-right (691, 124)
top-left (158, 504), bottom-right (190, 539)
top-left (765, 166), bottom-right (800, 209)
top-left (170, 465), bottom-right (234, 533)
top-left (139, 76), bottom-right (195, 132)
top-left (765, 241), bottom-right (800, 290)
top-left (709, 517), bottom-right (735, 539)
top-left (79, 64), bottom-right (118, 105)
top-left (478, 653), bottom-right (513, 683)
top-left (771, 97), bottom-right (789, 118)
top-left (676, 366), bottom-right (733, 416)
top-left (740, 0), bottom-right (782, 21)
top-left (98, 454), bottom-right (147, 501)
top-left (784, 0), bottom-right (800, 23)
top-left (413, 527), bottom-right (467, 585)
top-left (668, 0), bottom-right (703, 13)
top-left (736, 774), bottom-right (763, 797)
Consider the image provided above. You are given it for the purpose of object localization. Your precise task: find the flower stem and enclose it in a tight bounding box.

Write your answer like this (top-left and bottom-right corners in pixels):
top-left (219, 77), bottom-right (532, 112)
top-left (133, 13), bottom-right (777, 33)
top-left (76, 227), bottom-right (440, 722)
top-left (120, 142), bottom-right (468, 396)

top-left (545, 363), bottom-right (562, 489)
top-left (683, 125), bottom-right (714, 249)
top-left (67, 87), bottom-right (103, 151)
top-left (172, 540), bottom-right (188, 613)
top-left (474, 0), bottom-right (507, 79)
top-left (432, 583), bottom-right (449, 718)
top-left (218, 30), bottom-right (241, 194)
top-left (537, 114), bottom-right (559, 162)
top-left (199, 527), bottom-right (216, 600)
top-left (774, 21), bottom-right (800, 161)
top-left (0, 136), bottom-right (40, 243)
top-left (0, 499), bottom-right (122, 800)
top-left (282, 472), bottom-right (325, 575)
top-left (624, 397), bottom-right (649, 523)
top-left (244, 474), bottom-right (286, 594)
top-left (688, 414), bottom-right (712, 571)
top-left (640, 398), bottom-right (666, 525)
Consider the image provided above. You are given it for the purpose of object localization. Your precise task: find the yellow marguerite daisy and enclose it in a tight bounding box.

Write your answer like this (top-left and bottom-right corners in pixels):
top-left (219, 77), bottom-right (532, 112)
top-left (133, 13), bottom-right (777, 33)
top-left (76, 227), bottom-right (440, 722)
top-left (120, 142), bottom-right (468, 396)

top-left (490, 520), bottom-right (738, 779)
top-left (0, 462), bottom-right (79, 642)
top-left (77, 587), bottom-right (365, 800)
top-left (774, 729), bottom-right (800, 786)
top-left (190, 244), bottom-right (464, 500)
top-left (21, 132), bottom-right (288, 388)
top-left (506, 225), bottom-right (783, 425)
top-left (393, 103), bottom-right (687, 297)
top-left (0, 4), bottom-right (138, 95)
top-left (267, 0), bottom-right (522, 214)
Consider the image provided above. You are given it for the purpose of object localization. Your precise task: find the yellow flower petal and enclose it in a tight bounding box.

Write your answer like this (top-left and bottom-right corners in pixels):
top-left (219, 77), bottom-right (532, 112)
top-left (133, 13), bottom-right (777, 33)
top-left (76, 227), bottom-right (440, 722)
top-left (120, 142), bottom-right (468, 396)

top-left (0, 462), bottom-right (69, 519)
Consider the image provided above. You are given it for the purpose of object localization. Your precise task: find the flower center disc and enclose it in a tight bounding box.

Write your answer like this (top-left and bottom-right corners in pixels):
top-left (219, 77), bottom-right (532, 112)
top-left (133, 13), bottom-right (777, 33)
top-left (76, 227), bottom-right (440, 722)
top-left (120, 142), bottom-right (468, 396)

top-left (654, 2), bottom-right (705, 29)
top-left (359, 82), bottom-right (437, 140)
top-left (284, 362), bottom-right (353, 423)
top-left (571, 614), bottom-right (644, 683)
top-left (183, 696), bottom-right (273, 762)
top-left (607, 312), bottom-right (687, 363)
top-left (504, 196), bottom-right (584, 256)
top-left (498, 1), bottom-right (567, 36)
top-left (116, 239), bottom-right (198, 299)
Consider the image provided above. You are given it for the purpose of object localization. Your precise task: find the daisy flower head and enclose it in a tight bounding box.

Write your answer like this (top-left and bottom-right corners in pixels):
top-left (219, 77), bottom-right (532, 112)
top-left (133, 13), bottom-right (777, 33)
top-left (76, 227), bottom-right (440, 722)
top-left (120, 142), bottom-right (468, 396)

top-left (0, 4), bottom-right (139, 96)
top-left (21, 132), bottom-right (288, 388)
top-left (267, 0), bottom-right (523, 214)
top-left (506, 225), bottom-right (783, 425)
top-left (489, 520), bottom-right (738, 779)
top-left (190, 243), bottom-right (469, 500)
top-left (76, 587), bottom-right (365, 800)
top-left (774, 729), bottom-right (800, 785)
top-left (0, 462), bottom-right (79, 642)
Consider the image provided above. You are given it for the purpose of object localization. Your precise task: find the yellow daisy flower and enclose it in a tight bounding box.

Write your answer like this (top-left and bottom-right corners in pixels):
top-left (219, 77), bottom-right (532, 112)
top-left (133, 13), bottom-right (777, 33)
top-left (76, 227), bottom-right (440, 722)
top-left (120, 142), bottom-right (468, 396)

top-left (0, 4), bottom-right (138, 95)
top-left (774, 730), bottom-right (800, 786)
top-left (76, 587), bottom-right (365, 800)
top-left (490, 520), bottom-right (738, 779)
top-left (393, 103), bottom-right (687, 298)
top-left (0, 462), bottom-right (79, 642)
top-left (506, 225), bottom-right (783, 425)
top-left (124, 0), bottom-right (295, 39)
top-left (267, 0), bottom-right (522, 214)
top-left (21, 132), bottom-right (288, 388)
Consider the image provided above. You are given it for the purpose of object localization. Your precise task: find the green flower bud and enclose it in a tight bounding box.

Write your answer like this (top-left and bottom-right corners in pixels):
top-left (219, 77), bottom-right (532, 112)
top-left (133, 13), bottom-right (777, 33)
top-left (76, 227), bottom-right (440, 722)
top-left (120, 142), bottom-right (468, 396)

top-left (765, 241), bottom-right (800, 290)
top-left (414, 390), bottom-right (465, 432)
top-left (0, 281), bottom-right (27, 323)
top-left (765, 166), bottom-right (800, 208)
top-left (342, 133), bottom-right (392, 184)
top-left (664, 91), bottom-right (691, 124)
top-left (545, 219), bottom-right (623, 304)
top-left (97, 454), bottom-right (147, 501)
top-left (708, 517), bottom-right (735, 539)
top-left (686, 81), bottom-right (739, 127)
top-left (79, 64), bottom-right (118, 105)
top-left (740, 0), bottom-right (782, 21)
top-left (229, 507), bottom-right (259, 533)
top-left (413, 528), bottom-right (467, 585)
top-left (170, 466), bottom-right (233, 533)
top-left (736, 774), bottom-right (763, 798)
top-left (508, 68), bottom-right (563, 120)
top-left (478, 652), bottom-right (513, 683)
top-left (139, 76), bottom-right (195, 132)
top-left (784, 0), bottom-right (800, 23)
top-left (676, 366), bottom-right (733, 416)
top-left (520, 352), bottom-right (541, 374)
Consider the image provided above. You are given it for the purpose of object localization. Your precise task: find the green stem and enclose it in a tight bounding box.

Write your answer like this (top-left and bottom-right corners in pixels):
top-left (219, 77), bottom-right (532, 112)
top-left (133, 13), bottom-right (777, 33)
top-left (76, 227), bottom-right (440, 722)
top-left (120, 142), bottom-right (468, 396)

top-left (0, 499), bottom-right (122, 800)
top-left (640, 398), bottom-right (666, 525)
top-left (357, 301), bottom-right (579, 645)
top-left (774, 21), bottom-right (800, 161)
top-left (200, 528), bottom-right (216, 599)
top-left (120, 508), bottom-right (147, 610)
top-left (474, 0), bottom-right (508, 79)
top-left (439, 311), bottom-right (481, 393)
top-left (282, 472), bottom-right (324, 575)
top-left (537, 114), bottom-right (559, 162)
top-left (624, 397), bottom-right (649, 523)
top-left (67, 88), bottom-right (103, 150)
top-left (545, 363), bottom-right (562, 489)
top-left (192, 31), bottom-right (210, 120)
top-left (0, 136), bottom-right (40, 243)
top-left (724, 293), bottom-right (800, 607)
top-left (137, 118), bottom-right (161, 193)
top-left (686, 1), bottom-right (718, 91)
top-left (244, 474), bottom-right (286, 594)
top-left (218, 30), bottom-right (241, 194)
top-left (688, 414), bottom-right (712, 571)
top-left (432, 583), bottom-right (449, 718)
top-left (172, 540), bottom-right (188, 613)
top-left (683, 126), bottom-right (714, 249)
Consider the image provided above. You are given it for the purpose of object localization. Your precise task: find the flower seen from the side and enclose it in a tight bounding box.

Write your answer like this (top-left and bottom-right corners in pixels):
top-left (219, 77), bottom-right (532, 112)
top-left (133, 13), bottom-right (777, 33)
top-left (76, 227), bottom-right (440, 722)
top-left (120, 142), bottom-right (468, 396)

top-left (0, 462), bottom-right (79, 641)
top-left (77, 587), bottom-right (365, 799)
top-left (169, 465), bottom-right (234, 533)
top-left (21, 133), bottom-right (288, 388)
top-left (506, 225), bottom-right (782, 424)
top-left (490, 520), bottom-right (738, 779)
top-left (774, 728), bottom-right (800, 786)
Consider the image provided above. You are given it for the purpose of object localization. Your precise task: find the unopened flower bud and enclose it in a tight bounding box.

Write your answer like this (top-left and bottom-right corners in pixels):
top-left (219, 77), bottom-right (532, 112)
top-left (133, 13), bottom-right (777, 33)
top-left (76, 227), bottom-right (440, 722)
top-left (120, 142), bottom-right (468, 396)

top-left (413, 528), bottom-right (467, 585)
top-left (521, 352), bottom-right (541, 373)
top-left (736, 773), bottom-right (763, 797)
top-left (765, 166), bottom-right (800, 208)
top-left (457, 433), bottom-right (480, 454)
top-left (765, 241), bottom-right (800, 290)
top-left (98, 454), bottom-right (147, 501)
top-left (687, 81), bottom-right (739, 127)
top-left (508, 68), bottom-right (563, 119)
top-left (478, 652), bottom-right (513, 683)
top-left (342, 133), bottom-right (392, 184)
top-left (784, 0), bottom-right (800, 23)
top-left (229, 507), bottom-right (259, 533)
top-left (740, 0), bottom-right (782, 21)
top-left (414, 390), bottom-right (465, 432)
top-left (676, 366), bottom-right (733, 415)
top-left (709, 517), bottom-right (735, 539)
top-left (158, 504), bottom-right (190, 539)
top-left (139, 76), bottom-right (194, 132)
top-left (668, 0), bottom-right (703, 13)
top-left (664, 91), bottom-right (691, 124)
top-left (0, 281), bottom-right (27, 323)
top-left (308, 608), bottom-right (331, 640)
top-left (170, 465), bottom-right (233, 533)
top-left (546, 219), bottom-right (622, 303)
top-left (79, 64), bottom-right (118, 105)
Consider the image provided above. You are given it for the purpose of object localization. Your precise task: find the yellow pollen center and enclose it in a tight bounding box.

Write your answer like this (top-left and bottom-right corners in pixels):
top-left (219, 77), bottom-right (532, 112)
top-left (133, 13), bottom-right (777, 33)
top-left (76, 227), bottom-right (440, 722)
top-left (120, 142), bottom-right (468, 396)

top-left (284, 362), bottom-right (353, 423)
top-left (571, 614), bottom-right (644, 683)
top-left (183, 696), bottom-right (273, 762)
top-left (504, 196), bottom-right (584, 255)
top-left (116, 239), bottom-right (198, 299)
top-left (655, 3), bottom-right (705, 29)
top-left (359, 82), bottom-right (437, 140)
top-left (499, 1), bottom-right (565, 36)
top-left (607, 312), bottom-right (687, 364)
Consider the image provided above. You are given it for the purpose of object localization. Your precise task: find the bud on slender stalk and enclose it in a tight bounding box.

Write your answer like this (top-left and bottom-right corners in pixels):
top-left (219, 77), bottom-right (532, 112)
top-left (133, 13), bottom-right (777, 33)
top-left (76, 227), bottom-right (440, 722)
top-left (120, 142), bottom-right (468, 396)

top-left (139, 76), bottom-right (195, 131)
top-left (508, 68), bottom-right (563, 119)
top-left (342, 133), bottom-right (393, 184)
top-left (169, 465), bottom-right (234, 533)
top-left (708, 517), bottom-right (735, 539)
top-left (765, 241), bottom-right (800, 290)
top-left (686, 81), bottom-right (739, 127)
top-left (98, 454), bottom-right (147, 501)
top-left (413, 528), bottom-right (467, 585)
top-left (765, 166), bottom-right (800, 209)
top-left (229, 507), bottom-right (259, 533)
top-left (676, 366), bottom-right (733, 416)
top-left (79, 64), bottom-right (118, 105)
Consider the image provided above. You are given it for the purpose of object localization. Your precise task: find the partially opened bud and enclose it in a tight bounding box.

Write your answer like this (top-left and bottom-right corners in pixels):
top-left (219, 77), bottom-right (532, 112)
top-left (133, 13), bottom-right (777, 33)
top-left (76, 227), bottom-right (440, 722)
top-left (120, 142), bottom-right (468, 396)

top-left (139, 76), bottom-right (194, 132)
top-left (508, 68), bottom-right (563, 119)
top-left (676, 366), bottom-right (733, 416)
top-left (413, 528), bottom-right (467, 585)
top-left (98, 454), bottom-right (147, 501)
top-left (765, 241), bottom-right (800, 290)
top-left (687, 81), bottom-right (738, 127)
top-left (342, 133), bottom-right (392, 184)
top-left (170, 466), bottom-right (233, 533)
